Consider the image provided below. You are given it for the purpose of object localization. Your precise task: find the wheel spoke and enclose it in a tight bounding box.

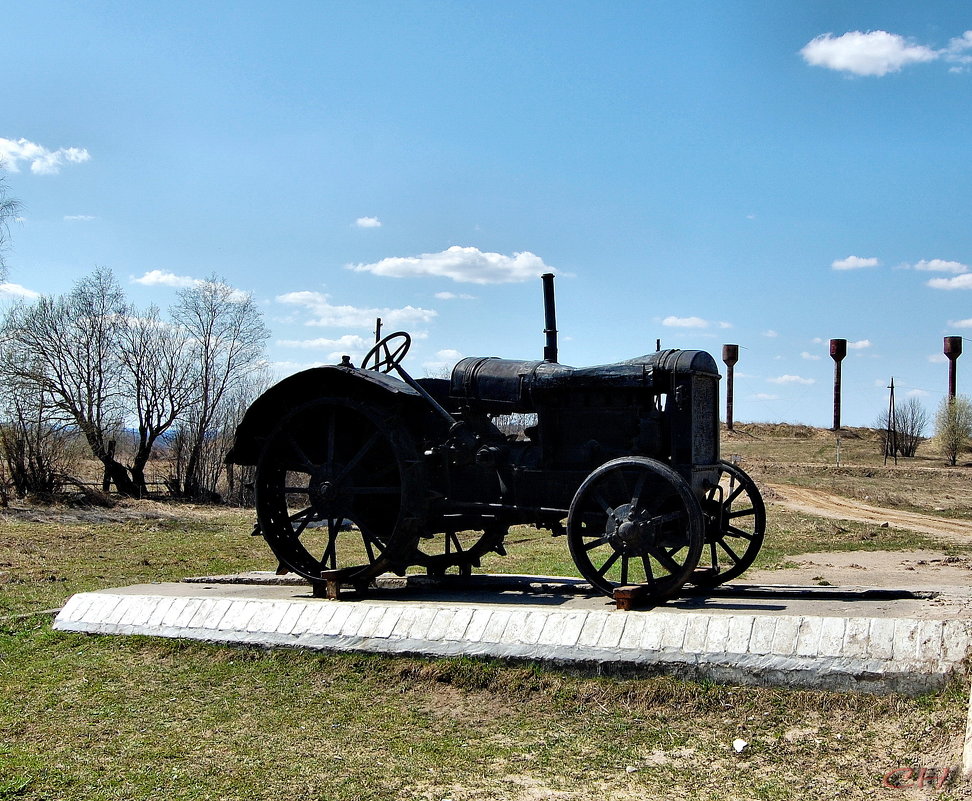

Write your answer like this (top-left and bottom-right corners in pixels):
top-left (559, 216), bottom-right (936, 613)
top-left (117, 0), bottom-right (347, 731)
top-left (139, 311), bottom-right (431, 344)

top-left (727, 507), bottom-right (755, 520)
top-left (335, 431), bottom-right (382, 483)
top-left (620, 555), bottom-right (629, 585)
top-left (284, 432), bottom-right (315, 470)
top-left (718, 539), bottom-right (743, 565)
top-left (361, 529), bottom-right (376, 563)
top-left (357, 522), bottom-right (387, 562)
top-left (646, 545), bottom-right (683, 576)
top-left (592, 490), bottom-right (613, 516)
top-left (641, 555), bottom-right (655, 584)
top-left (726, 526), bottom-right (754, 540)
top-left (629, 470), bottom-right (648, 509)
top-left (322, 521), bottom-right (339, 569)
top-left (595, 549), bottom-right (621, 578)
top-left (583, 535), bottom-right (610, 551)
top-left (725, 482), bottom-right (746, 505)
top-left (287, 506), bottom-right (316, 523)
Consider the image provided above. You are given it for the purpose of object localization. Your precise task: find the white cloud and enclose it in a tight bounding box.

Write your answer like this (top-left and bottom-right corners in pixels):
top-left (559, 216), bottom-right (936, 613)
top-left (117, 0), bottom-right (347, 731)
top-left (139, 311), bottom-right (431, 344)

top-left (0, 137), bottom-right (91, 175)
top-left (64, 214), bottom-right (96, 222)
top-left (751, 393), bottom-right (780, 401)
top-left (945, 30), bottom-right (972, 70)
top-left (801, 31), bottom-right (938, 77)
top-left (800, 351), bottom-right (822, 360)
top-left (906, 388), bottom-right (931, 398)
top-left (912, 259), bottom-right (968, 274)
top-left (131, 269), bottom-right (198, 289)
top-left (847, 339), bottom-right (871, 350)
top-left (662, 316), bottom-right (709, 328)
top-left (130, 271), bottom-right (249, 301)
top-left (928, 274), bottom-right (972, 290)
top-left (927, 353), bottom-right (948, 364)
top-left (762, 329), bottom-right (778, 338)
top-left (348, 245), bottom-right (553, 284)
top-left (276, 290), bottom-right (437, 329)
top-left (276, 334), bottom-right (370, 351)
top-left (355, 216), bottom-right (382, 228)
top-left (434, 291), bottom-right (475, 300)
top-left (832, 255), bottom-right (879, 270)
top-left (950, 318), bottom-right (972, 328)
top-left (422, 348), bottom-right (465, 375)
top-left (767, 375), bottom-right (816, 385)
top-left (0, 282), bottom-right (40, 299)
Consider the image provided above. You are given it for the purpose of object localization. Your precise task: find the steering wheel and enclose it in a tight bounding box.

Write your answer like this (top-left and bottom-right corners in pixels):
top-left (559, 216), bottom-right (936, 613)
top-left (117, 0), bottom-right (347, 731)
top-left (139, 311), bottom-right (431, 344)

top-left (361, 332), bottom-right (411, 374)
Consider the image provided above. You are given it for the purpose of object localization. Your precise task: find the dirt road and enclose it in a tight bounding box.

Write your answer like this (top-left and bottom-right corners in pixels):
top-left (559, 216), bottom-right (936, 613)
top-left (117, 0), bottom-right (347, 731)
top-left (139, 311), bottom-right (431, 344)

top-left (767, 483), bottom-right (972, 543)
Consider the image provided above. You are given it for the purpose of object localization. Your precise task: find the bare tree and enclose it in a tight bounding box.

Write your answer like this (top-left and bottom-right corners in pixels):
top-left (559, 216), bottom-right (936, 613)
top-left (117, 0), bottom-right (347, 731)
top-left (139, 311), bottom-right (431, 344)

top-left (0, 167), bottom-right (21, 281)
top-left (171, 277), bottom-right (268, 499)
top-left (1, 267), bottom-right (140, 496)
top-left (118, 306), bottom-right (197, 495)
top-left (0, 359), bottom-right (76, 498)
top-left (876, 396), bottom-right (929, 458)
top-left (935, 395), bottom-right (972, 466)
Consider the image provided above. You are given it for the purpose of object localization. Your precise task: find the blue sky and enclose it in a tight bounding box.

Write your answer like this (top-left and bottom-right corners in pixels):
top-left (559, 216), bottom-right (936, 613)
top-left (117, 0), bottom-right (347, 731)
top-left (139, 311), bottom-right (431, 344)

top-left (2, 1), bottom-right (971, 428)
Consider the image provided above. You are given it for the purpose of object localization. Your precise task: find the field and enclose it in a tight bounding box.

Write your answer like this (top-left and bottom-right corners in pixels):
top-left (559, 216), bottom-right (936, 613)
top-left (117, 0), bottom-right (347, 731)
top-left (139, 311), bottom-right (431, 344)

top-left (1, 426), bottom-right (971, 800)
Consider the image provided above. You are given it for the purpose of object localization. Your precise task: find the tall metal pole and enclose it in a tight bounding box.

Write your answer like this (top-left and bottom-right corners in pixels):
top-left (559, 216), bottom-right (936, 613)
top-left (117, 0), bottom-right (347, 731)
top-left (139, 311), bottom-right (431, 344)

top-left (722, 344), bottom-right (739, 431)
top-left (830, 338), bottom-right (847, 431)
top-left (884, 378), bottom-right (897, 466)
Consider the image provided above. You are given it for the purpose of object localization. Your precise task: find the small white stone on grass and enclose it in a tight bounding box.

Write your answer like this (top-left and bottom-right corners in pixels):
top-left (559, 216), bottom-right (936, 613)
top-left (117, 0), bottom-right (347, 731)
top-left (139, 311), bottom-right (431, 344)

top-left (733, 739), bottom-right (748, 753)
top-left (625, 765), bottom-right (639, 773)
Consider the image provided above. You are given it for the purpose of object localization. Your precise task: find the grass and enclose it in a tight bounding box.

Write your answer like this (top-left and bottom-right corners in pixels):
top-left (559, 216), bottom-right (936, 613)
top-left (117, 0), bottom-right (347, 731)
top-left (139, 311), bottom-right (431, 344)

top-left (2, 425), bottom-right (971, 800)
top-left (2, 622), bottom-right (968, 801)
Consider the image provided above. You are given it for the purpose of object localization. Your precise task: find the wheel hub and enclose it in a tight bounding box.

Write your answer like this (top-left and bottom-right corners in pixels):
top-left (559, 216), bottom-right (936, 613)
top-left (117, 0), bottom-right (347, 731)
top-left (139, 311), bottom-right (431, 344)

top-left (309, 466), bottom-right (352, 518)
top-left (606, 503), bottom-right (654, 553)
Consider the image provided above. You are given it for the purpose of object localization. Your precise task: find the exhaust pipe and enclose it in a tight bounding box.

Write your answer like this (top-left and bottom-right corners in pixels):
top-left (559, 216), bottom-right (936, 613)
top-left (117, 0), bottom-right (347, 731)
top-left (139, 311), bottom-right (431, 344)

top-left (542, 273), bottom-right (558, 363)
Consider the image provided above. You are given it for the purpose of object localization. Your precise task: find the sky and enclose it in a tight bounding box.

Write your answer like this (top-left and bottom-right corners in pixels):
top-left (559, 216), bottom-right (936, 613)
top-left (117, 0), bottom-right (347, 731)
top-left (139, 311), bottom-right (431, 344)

top-left (2, 0), bottom-right (971, 428)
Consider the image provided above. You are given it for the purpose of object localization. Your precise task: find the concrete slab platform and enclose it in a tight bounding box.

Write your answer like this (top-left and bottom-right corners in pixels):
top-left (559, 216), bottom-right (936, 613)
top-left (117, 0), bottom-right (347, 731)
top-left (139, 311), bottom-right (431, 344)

top-left (53, 573), bottom-right (972, 695)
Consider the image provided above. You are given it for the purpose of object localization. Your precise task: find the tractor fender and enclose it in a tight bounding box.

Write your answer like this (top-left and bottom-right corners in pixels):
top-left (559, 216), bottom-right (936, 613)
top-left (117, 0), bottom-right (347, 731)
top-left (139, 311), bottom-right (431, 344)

top-left (226, 365), bottom-right (425, 466)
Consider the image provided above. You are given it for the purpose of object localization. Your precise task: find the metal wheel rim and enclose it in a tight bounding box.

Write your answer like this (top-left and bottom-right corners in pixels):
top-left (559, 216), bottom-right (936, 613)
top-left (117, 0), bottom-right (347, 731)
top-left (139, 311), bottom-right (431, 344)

top-left (254, 397), bottom-right (425, 584)
top-left (567, 457), bottom-right (703, 599)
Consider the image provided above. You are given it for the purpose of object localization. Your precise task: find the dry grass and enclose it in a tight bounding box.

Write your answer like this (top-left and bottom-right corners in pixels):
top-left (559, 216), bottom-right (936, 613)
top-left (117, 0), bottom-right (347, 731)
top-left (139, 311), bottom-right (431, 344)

top-left (2, 423), bottom-right (972, 800)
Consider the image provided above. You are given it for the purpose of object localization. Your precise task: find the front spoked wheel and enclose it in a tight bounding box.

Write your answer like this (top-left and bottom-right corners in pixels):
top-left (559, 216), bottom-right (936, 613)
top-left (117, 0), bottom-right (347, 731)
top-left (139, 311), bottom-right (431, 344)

top-left (254, 397), bottom-right (426, 585)
top-left (567, 457), bottom-right (703, 600)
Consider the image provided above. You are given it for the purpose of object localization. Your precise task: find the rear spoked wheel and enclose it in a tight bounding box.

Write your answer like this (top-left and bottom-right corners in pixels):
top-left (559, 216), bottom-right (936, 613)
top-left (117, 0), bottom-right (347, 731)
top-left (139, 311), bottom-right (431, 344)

top-left (567, 457), bottom-right (703, 600)
top-left (691, 460), bottom-right (765, 587)
top-left (254, 397), bottom-right (425, 586)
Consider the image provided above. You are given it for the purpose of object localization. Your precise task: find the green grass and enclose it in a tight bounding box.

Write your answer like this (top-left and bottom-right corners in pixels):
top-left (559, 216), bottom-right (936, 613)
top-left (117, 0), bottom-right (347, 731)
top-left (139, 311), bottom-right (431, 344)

top-left (2, 432), bottom-right (972, 800)
top-left (1, 619), bottom-right (968, 801)
top-left (0, 506), bottom-right (267, 617)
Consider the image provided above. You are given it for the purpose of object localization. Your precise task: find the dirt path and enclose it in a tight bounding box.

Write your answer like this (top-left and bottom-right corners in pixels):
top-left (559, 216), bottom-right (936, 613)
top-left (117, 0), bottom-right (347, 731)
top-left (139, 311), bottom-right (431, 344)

top-left (766, 483), bottom-right (972, 544)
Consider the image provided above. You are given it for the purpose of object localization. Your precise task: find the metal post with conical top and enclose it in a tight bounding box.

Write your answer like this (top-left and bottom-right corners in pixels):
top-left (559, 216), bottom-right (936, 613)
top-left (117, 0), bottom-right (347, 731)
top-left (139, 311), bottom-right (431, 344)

top-left (945, 336), bottom-right (963, 399)
top-left (722, 344), bottom-right (739, 431)
top-left (830, 339), bottom-right (847, 431)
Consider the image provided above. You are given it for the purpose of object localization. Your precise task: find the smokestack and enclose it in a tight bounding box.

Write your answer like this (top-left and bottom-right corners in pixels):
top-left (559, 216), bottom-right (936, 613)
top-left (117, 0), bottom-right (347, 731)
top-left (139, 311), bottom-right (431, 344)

top-left (945, 336), bottom-right (963, 399)
top-left (830, 338), bottom-right (847, 431)
top-left (722, 344), bottom-right (739, 431)
top-left (541, 273), bottom-right (558, 363)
